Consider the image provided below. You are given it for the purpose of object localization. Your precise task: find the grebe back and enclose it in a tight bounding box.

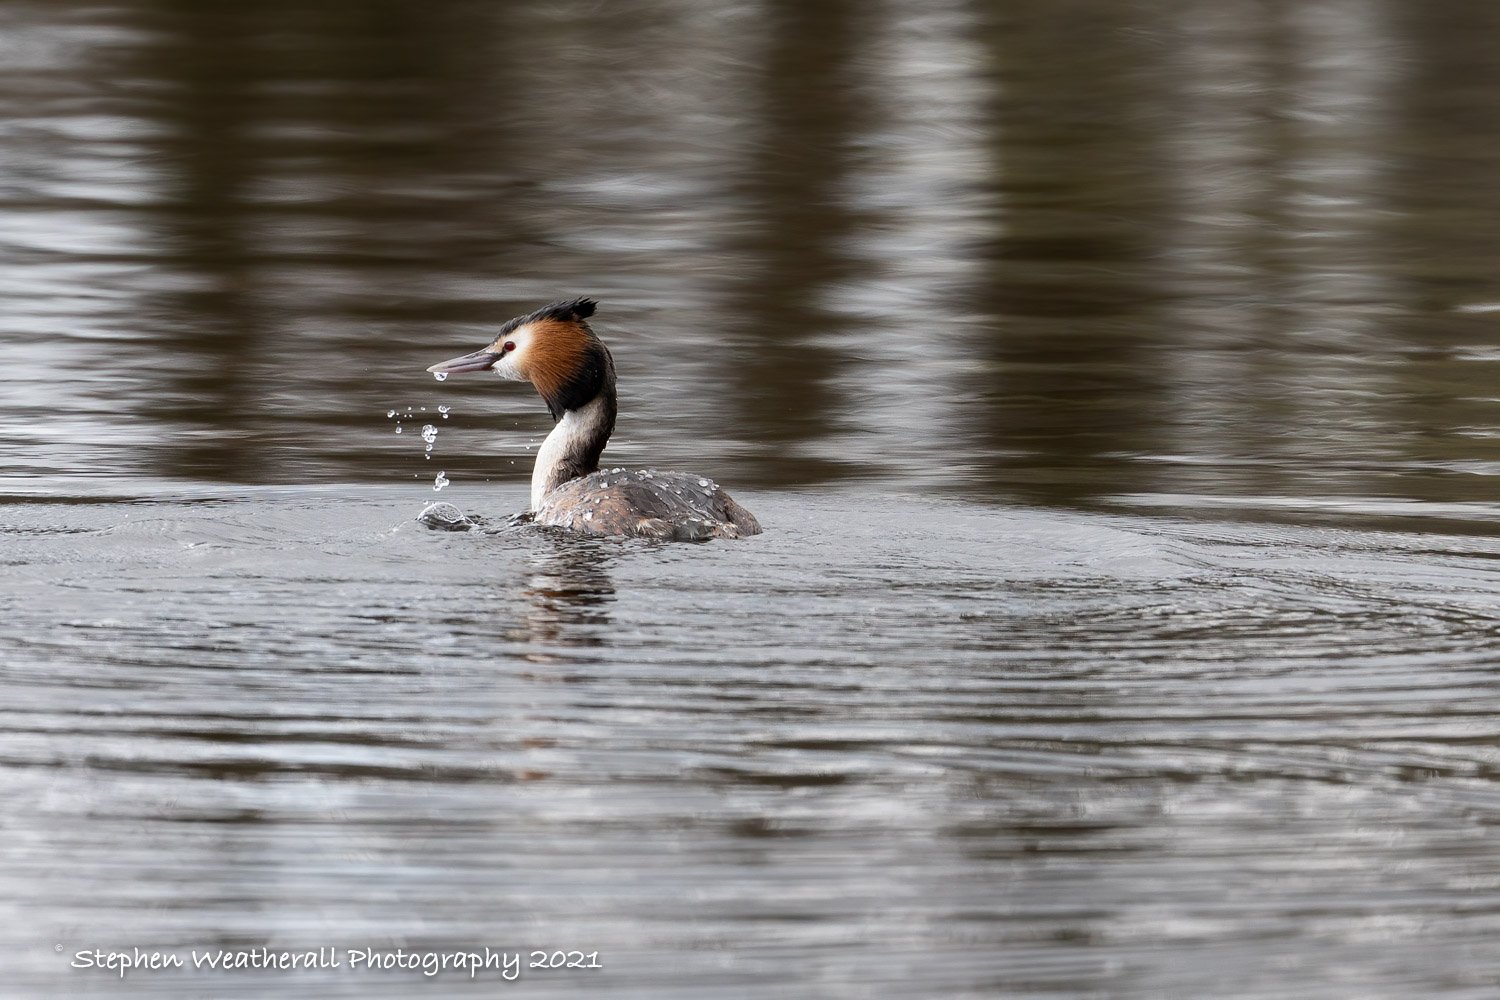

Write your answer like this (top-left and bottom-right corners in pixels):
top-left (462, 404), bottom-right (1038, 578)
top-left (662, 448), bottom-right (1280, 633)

top-left (426, 298), bottom-right (761, 541)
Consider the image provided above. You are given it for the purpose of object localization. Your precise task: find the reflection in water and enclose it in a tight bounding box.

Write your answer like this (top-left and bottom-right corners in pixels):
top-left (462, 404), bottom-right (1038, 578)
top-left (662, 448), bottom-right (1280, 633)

top-left (975, 5), bottom-right (1171, 505)
top-left (132, 2), bottom-right (268, 481)
top-left (125, 1), bottom-right (531, 481)
top-left (512, 535), bottom-right (616, 653)
top-left (1155, 1), bottom-right (1404, 506)
top-left (726, 0), bottom-right (865, 484)
top-left (1384, 3), bottom-right (1500, 506)
top-left (2, 0), bottom-right (1499, 520)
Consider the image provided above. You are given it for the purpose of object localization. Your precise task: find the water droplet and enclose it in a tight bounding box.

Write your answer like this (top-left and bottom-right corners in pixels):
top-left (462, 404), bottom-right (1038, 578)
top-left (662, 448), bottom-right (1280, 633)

top-left (434, 372), bottom-right (448, 381)
top-left (386, 410), bottom-right (396, 418)
top-left (395, 426), bottom-right (403, 434)
top-left (421, 425), bottom-right (438, 443)
top-left (425, 443), bottom-right (433, 452)
top-left (698, 478), bottom-right (709, 487)
top-left (433, 471), bottom-right (449, 491)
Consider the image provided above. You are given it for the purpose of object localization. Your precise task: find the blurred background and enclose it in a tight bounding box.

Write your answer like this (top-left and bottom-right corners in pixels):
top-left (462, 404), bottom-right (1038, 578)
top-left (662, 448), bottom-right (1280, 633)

top-left (4, 0), bottom-right (1500, 520)
top-left (9, 3), bottom-right (1500, 999)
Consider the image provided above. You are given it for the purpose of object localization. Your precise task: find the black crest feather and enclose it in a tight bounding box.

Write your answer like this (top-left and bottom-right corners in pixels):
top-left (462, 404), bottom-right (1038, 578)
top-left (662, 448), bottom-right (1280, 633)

top-left (494, 297), bottom-right (599, 338)
top-left (537, 297), bottom-right (597, 322)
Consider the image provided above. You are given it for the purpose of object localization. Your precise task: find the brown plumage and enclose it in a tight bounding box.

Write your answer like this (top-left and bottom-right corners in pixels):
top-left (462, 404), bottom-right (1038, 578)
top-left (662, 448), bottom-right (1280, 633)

top-left (488, 317), bottom-right (602, 415)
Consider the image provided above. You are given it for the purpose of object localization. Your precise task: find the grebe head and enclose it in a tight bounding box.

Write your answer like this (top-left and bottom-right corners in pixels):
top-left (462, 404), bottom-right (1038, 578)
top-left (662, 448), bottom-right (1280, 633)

top-left (426, 297), bottom-right (611, 418)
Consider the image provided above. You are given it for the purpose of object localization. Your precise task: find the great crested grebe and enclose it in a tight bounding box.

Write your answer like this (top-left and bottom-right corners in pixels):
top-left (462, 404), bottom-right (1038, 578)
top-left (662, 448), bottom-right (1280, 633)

top-left (426, 298), bottom-right (761, 541)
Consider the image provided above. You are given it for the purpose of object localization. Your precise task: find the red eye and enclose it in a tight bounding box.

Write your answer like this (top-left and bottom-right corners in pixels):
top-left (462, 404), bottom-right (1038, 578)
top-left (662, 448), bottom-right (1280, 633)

top-left (502, 341), bottom-right (516, 353)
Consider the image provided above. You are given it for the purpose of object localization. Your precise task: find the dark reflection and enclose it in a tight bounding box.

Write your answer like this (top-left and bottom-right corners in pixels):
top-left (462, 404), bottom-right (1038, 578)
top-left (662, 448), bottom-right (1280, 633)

top-left (509, 535), bottom-right (616, 652)
top-left (970, 2), bottom-right (1171, 507)
top-left (724, 0), bottom-right (870, 485)
top-left (130, 3), bottom-right (270, 480)
top-left (125, 0), bottom-right (525, 480)
top-left (1383, 2), bottom-right (1500, 506)
top-left (5, 0), bottom-right (1500, 519)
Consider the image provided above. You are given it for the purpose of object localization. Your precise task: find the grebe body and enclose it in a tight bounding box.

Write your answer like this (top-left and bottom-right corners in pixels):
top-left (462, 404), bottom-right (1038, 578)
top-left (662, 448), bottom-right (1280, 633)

top-left (427, 298), bottom-right (761, 541)
top-left (534, 467), bottom-right (759, 541)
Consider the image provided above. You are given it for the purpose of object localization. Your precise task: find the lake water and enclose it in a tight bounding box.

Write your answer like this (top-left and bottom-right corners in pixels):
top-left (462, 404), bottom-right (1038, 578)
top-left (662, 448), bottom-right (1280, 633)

top-left (6, 1), bottom-right (1500, 997)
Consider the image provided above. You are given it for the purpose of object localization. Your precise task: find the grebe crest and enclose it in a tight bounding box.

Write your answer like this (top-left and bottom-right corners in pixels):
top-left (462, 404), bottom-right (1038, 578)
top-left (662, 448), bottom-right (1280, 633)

top-left (426, 298), bottom-right (761, 541)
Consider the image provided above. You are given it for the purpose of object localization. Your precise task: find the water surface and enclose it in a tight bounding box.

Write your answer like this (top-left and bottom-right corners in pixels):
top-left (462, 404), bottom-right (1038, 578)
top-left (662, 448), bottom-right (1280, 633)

top-left (6, 1), bottom-right (1500, 997)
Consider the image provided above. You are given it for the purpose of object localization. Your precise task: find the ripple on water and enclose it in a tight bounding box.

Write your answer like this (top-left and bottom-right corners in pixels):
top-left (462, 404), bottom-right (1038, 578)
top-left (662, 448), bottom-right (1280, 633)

top-left (4, 490), bottom-right (1500, 998)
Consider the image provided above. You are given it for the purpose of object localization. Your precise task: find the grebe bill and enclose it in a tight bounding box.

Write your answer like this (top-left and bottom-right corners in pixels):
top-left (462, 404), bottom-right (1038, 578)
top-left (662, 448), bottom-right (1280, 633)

top-left (426, 298), bottom-right (761, 541)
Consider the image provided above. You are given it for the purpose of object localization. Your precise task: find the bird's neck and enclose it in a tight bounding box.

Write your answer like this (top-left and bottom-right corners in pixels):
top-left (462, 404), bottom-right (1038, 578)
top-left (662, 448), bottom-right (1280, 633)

top-left (531, 384), bottom-right (617, 509)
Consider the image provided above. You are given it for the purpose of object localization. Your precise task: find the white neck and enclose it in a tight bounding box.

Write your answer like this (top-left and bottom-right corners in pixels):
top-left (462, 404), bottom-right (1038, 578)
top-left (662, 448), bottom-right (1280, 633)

top-left (531, 393), bottom-right (613, 509)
